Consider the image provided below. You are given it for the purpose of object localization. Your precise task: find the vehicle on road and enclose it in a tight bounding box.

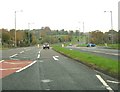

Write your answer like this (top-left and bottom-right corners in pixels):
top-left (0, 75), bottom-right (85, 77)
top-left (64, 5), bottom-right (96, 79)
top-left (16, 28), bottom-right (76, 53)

top-left (43, 43), bottom-right (50, 49)
top-left (87, 43), bottom-right (96, 47)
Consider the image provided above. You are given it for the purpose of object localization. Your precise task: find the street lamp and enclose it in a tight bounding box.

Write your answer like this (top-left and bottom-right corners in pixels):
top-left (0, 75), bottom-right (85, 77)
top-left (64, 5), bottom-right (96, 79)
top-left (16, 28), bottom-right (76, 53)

top-left (104, 10), bottom-right (113, 44)
top-left (14, 10), bottom-right (23, 47)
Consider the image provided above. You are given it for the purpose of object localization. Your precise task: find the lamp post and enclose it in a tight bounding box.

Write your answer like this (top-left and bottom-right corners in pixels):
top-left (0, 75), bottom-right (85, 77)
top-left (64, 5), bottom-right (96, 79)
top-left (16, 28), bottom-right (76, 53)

top-left (104, 11), bottom-right (113, 44)
top-left (14, 10), bottom-right (23, 47)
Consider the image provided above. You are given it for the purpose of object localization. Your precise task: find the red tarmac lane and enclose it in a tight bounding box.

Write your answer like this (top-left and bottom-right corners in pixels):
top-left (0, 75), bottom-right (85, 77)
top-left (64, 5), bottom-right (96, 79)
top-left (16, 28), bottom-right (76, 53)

top-left (0, 60), bottom-right (32, 78)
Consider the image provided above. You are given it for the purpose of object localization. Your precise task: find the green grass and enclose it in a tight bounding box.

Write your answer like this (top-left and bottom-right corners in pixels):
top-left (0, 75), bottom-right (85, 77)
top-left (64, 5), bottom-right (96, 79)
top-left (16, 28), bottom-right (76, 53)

top-left (52, 45), bottom-right (119, 77)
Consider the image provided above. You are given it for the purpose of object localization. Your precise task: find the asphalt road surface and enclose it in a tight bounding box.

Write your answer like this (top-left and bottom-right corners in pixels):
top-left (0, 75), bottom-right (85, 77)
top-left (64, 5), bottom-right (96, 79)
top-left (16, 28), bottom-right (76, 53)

top-left (0, 46), bottom-right (119, 91)
top-left (66, 46), bottom-right (119, 61)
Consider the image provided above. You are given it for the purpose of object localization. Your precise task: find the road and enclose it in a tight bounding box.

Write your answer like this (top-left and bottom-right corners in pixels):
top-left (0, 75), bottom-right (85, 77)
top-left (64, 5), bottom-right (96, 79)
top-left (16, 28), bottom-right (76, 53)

top-left (66, 46), bottom-right (119, 61)
top-left (0, 46), bottom-right (119, 91)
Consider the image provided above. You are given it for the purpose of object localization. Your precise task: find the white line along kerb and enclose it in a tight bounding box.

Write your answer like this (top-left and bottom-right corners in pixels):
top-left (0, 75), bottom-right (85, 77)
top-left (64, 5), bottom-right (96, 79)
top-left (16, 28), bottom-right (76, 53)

top-left (96, 75), bottom-right (114, 92)
top-left (16, 60), bottom-right (37, 72)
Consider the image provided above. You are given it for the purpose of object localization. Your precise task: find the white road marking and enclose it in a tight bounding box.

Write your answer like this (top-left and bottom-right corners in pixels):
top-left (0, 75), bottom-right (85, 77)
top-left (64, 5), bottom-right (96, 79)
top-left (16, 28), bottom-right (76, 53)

top-left (10, 54), bottom-right (18, 58)
top-left (20, 51), bottom-right (24, 54)
top-left (96, 75), bottom-right (114, 92)
top-left (0, 67), bottom-right (21, 70)
top-left (37, 49), bottom-right (42, 58)
top-left (53, 56), bottom-right (59, 61)
top-left (37, 54), bottom-right (40, 59)
top-left (16, 60), bottom-right (37, 72)
top-left (107, 80), bottom-right (120, 84)
top-left (3, 61), bottom-right (31, 64)
top-left (0, 60), bottom-right (4, 63)
top-left (41, 79), bottom-right (52, 83)
top-left (38, 51), bottom-right (41, 54)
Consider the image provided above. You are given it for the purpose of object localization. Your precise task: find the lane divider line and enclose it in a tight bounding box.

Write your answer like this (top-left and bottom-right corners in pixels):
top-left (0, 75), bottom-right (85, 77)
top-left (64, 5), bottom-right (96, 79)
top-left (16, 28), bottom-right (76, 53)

top-left (16, 60), bottom-right (37, 72)
top-left (37, 49), bottom-right (43, 59)
top-left (20, 51), bottom-right (24, 54)
top-left (37, 54), bottom-right (40, 59)
top-left (96, 75), bottom-right (114, 92)
top-left (10, 54), bottom-right (18, 58)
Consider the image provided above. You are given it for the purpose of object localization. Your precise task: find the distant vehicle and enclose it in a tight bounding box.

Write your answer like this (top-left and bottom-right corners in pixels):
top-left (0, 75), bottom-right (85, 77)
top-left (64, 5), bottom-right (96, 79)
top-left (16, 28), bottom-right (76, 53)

top-left (43, 43), bottom-right (50, 49)
top-left (87, 43), bottom-right (96, 47)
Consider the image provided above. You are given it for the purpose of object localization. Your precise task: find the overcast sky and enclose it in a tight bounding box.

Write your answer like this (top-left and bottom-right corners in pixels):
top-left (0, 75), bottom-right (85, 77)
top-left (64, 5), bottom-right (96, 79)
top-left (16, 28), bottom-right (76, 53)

top-left (0, 0), bottom-right (119, 32)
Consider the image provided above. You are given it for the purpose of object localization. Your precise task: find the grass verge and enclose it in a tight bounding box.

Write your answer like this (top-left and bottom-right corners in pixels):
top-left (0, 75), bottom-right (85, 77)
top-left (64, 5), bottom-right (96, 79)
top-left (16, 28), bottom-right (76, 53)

top-left (52, 45), bottom-right (119, 79)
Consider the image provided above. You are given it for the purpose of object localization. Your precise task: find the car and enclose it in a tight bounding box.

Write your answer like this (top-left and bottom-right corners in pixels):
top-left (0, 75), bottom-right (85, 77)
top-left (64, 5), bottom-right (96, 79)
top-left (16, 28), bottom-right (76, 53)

top-left (87, 43), bottom-right (96, 47)
top-left (43, 43), bottom-right (50, 49)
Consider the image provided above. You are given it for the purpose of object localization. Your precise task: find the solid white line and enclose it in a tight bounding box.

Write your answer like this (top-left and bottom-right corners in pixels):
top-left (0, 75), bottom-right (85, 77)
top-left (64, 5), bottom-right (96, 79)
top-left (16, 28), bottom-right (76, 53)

top-left (16, 60), bottom-right (37, 72)
top-left (96, 75), bottom-right (114, 92)
top-left (0, 60), bottom-right (4, 63)
top-left (10, 54), bottom-right (18, 58)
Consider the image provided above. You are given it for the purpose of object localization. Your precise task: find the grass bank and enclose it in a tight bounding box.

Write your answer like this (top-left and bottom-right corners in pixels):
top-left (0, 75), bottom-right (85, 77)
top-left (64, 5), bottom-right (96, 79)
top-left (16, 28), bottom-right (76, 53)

top-left (52, 45), bottom-right (119, 79)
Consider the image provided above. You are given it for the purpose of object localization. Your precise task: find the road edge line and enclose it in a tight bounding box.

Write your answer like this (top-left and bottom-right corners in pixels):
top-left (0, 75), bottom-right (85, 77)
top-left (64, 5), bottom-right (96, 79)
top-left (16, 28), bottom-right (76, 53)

top-left (16, 60), bottom-right (37, 72)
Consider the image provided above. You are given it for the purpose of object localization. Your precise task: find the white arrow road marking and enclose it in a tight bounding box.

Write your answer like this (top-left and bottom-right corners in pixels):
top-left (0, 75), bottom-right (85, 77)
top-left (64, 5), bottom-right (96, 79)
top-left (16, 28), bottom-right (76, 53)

top-left (16, 60), bottom-right (37, 72)
top-left (107, 80), bottom-right (120, 84)
top-left (96, 75), bottom-right (114, 92)
top-left (53, 56), bottom-right (59, 61)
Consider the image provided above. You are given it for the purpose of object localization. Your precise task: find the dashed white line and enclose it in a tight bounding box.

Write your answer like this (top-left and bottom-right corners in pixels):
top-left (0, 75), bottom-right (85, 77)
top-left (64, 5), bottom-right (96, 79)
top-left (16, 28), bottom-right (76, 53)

top-left (37, 54), bottom-right (40, 59)
top-left (10, 54), bottom-right (18, 58)
top-left (96, 75), bottom-right (114, 92)
top-left (20, 51), bottom-right (24, 54)
top-left (16, 60), bottom-right (37, 72)
top-left (37, 49), bottom-right (42, 59)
